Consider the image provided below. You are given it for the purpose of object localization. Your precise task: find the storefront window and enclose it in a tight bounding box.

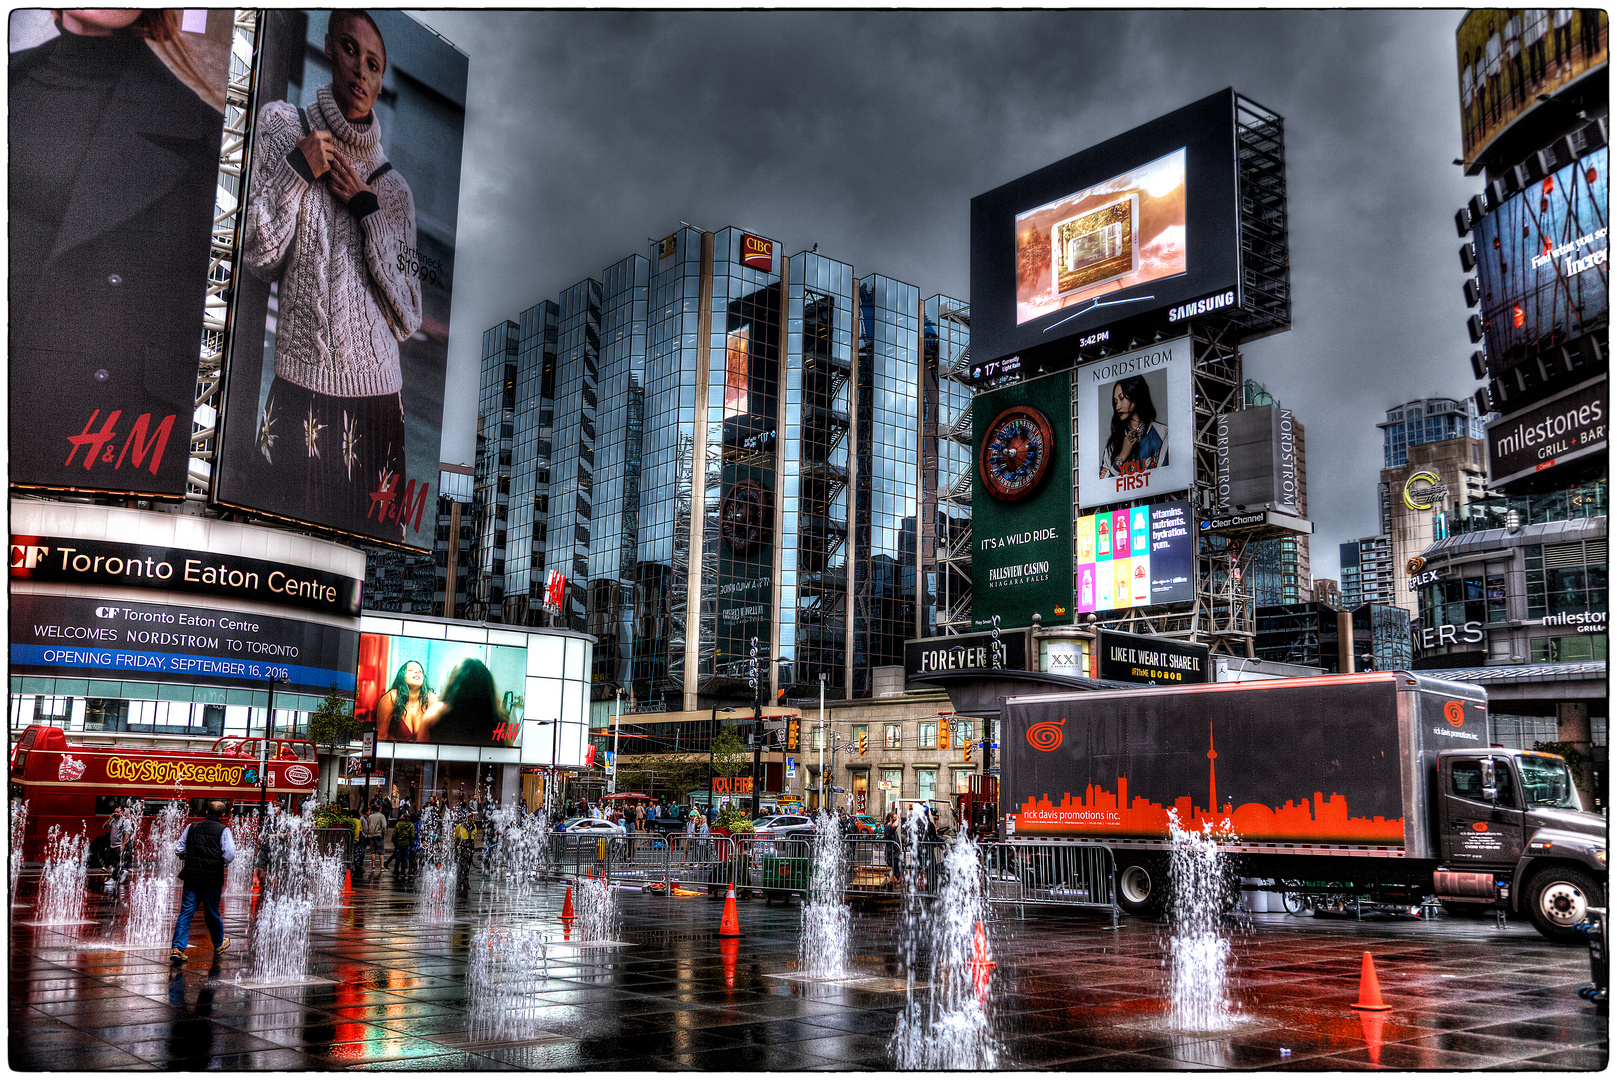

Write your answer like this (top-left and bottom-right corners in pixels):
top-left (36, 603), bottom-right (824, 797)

top-left (952, 768), bottom-right (973, 794)
top-left (1529, 634), bottom-right (1607, 663)
top-left (32, 696), bottom-right (72, 724)
top-left (1525, 542), bottom-right (1607, 620)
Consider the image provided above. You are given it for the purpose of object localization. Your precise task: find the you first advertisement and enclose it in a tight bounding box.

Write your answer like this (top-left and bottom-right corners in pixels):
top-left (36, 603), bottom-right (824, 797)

top-left (971, 371), bottom-right (1074, 629)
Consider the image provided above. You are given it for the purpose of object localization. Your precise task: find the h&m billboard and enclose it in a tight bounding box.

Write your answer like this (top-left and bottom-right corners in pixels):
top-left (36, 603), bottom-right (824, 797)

top-left (970, 90), bottom-right (1245, 369)
top-left (214, 11), bottom-right (467, 550)
top-left (971, 370), bottom-right (1074, 630)
top-left (9, 9), bottom-right (233, 496)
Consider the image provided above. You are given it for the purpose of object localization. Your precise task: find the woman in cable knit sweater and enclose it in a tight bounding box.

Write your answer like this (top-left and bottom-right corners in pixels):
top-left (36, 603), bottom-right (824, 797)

top-left (242, 10), bottom-right (420, 538)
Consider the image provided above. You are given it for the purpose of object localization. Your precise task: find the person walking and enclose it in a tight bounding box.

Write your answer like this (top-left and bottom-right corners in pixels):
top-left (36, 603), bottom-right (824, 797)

top-left (169, 801), bottom-right (235, 966)
top-left (109, 806), bottom-right (136, 886)
top-left (391, 811), bottom-right (417, 878)
top-left (881, 811), bottom-right (900, 879)
top-left (362, 800), bottom-right (388, 873)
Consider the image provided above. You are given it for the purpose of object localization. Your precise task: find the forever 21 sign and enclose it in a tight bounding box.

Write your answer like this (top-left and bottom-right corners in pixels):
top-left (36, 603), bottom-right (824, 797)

top-left (10, 535), bottom-right (361, 617)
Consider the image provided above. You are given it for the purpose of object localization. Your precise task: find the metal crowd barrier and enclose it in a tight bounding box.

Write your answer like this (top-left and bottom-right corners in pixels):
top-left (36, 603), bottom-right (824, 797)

top-left (981, 842), bottom-right (1120, 927)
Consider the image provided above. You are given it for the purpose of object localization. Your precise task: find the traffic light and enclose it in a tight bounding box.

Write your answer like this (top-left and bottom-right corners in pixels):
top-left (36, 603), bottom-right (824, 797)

top-left (963, 740), bottom-right (973, 764)
top-left (857, 731), bottom-right (867, 756)
top-left (938, 720), bottom-right (950, 750)
top-left (786, 719), bottom-right (800, 752)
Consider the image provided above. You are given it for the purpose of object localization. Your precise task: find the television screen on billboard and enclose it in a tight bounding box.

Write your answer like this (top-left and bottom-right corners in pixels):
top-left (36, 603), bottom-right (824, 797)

top-left (214, 11), bottom-right (467, 550)
top-left (1457, 10), bottom-right (1608, 170)
top-left (355, 632), bottom-right (525, 748)
top-left (8, 9), bottom-right (232, 496)
top-left (1016, 149), bottom-right (1187, 326)
top-left (971, 90), bottom-right (1242, 368)
top-left (1475, 147), bottom-right (1608, 369)
top-left (1074, 337), bottom-right (1194, 509)
top-left (1075, 500), bottom-right (1194, 614)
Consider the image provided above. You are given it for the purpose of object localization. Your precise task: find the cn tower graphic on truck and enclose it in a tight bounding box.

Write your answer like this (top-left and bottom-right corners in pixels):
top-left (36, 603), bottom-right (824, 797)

top-left (1016, 722), bottom-right (1404, 844)
top-left (1007, 677), bottom-right (1414, 846)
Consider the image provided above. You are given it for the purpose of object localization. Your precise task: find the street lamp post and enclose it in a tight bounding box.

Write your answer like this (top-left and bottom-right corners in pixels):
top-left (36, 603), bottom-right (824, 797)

top-left (260, 675), bottom-right (285, 816)
top-left (609, 689), bottom-right (623, 795)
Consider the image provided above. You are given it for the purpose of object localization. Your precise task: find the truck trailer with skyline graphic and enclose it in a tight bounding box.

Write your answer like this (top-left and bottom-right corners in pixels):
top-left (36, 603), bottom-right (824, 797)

top-left (1002, 671), bottom-right (1606, 942)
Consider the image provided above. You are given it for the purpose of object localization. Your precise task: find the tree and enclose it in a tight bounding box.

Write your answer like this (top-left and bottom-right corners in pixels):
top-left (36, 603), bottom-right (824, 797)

top-left (305, 687), bottom-right (359, 802)
top-left (712, 719), bottom-right (747, 785)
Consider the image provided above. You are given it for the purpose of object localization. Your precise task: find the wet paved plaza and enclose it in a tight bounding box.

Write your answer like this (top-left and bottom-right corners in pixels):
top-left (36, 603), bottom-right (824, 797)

top-left (9, 870), bottom-right (1608, 1071)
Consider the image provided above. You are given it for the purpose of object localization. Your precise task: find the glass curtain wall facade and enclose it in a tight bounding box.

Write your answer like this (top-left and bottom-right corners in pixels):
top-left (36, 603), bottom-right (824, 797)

top-left (634, 228), bottom-right (705, 711)
top-left (504, 301), bottom-right (558, 625)
top-left (590, 256), bottom-right (650, 693)
top-left (545, 280), bottom-right (603, 633)
top-left (472, 322), bottom-right (520, 621)
top-left (783, 253), bottom-right (855, 700)
top-left (703, 230), bottom-right (782, 699)
top-left (923, 296), bottom-right (973, 636)
top-left (474, 227), bottom-right (961, 710)
top-left (363, 464), bottom-right (476, 618)
top-left (852, 275), bottom-right (921, 696)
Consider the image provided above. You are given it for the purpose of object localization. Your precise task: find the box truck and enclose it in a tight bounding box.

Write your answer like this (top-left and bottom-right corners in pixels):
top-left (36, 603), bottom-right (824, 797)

top-left (1001, 671), bottom-right (1606, 942)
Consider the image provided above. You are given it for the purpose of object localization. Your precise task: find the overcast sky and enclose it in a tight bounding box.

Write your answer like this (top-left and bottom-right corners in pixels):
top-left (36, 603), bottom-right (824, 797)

top-left (410, 9), bottom-right (1483, 578)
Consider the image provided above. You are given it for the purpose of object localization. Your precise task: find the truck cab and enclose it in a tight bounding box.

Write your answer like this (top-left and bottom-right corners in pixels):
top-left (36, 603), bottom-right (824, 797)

top-left (1436, 749), bottom-right (1607, 941)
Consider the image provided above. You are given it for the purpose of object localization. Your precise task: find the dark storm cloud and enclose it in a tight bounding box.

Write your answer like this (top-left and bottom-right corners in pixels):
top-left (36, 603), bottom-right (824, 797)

top-left (414, 9), bottom-right (1482, 574)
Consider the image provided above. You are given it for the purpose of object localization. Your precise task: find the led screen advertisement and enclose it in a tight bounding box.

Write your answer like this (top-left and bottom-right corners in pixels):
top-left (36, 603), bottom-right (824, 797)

top-left (214, 10), bottom-right (468, 550)
top-left (1074, 337), bottom-right (1194, 509)
top-left (10, 592), bottom-right (359, 697)
top-left (971, 89), bottom-right (1243, 368)
top-left (1016, 150), bottom-right (1187, 326)
top-left (8, 9), bottom-right (232, 496)
top-left (971, 371), bottom-right (1074, 630)
top-left (355, 633), bottom-right (525, 748)
top-left (1475, 147), bottom-right (1608, 368)
top-left (1456, 10), bottom-right (1608, 170)
top-left (1075, 500), bottom-right (1194, 614)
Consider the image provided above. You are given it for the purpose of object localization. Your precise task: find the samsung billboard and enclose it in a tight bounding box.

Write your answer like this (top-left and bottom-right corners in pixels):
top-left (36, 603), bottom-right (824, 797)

top-left (970, 90), bottom-right (1247, 370)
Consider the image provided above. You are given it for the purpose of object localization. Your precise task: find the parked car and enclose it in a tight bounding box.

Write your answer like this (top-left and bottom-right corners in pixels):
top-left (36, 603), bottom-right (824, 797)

top-left (555, 817), bottom-right (626, 849)
top-left (851, 814), bottom-right (880, 835)
top-left (752, 814), bottom-right (815, 842)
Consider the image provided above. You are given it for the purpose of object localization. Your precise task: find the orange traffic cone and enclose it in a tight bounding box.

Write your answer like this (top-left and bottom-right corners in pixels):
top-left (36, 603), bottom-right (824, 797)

top-left (561, 884), bottom-right (575, 923)
top-left (969, 920), bottom-right (997, 996)
top-left (1350, 950), bottom-right (1392, 1011)
top-left (719, 937), bottom-right (739, 988)
top-left (719, 883), bottom-right (741, 938)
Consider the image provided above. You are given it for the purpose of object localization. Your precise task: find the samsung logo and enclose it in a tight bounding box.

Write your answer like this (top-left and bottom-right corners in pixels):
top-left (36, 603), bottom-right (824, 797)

top-left (1167, 290), bottom-right (1237, 322)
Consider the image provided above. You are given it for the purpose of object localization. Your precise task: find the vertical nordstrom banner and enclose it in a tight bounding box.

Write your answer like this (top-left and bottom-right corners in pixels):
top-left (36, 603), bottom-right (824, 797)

top-left (215, 11), bottom-right (466, 550)
top-left (8, 9), bottom-right (232, 495)
top-left (971, 371), bottom-right (1074, 629)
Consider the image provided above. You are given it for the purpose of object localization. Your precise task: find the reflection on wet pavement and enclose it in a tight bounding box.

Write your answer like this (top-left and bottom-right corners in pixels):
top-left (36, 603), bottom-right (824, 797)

top-left (8, 869), bottom-right (1608, 1070)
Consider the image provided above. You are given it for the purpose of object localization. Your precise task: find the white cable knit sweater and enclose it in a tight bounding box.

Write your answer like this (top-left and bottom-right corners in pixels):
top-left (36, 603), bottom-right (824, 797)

top-left (243, 85), bottom-right (421, 399)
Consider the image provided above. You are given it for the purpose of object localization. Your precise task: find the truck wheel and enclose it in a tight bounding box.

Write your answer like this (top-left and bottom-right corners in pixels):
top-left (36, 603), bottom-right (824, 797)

top-left (1116, 860), bottom-right (1164, 917)
top-left (1525, 867), bottom-right (1603, 943)
top-left (1282, 892), bottom-right (1312, 916)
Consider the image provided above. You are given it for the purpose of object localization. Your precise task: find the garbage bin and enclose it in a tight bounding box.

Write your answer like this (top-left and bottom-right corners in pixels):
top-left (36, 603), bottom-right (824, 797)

top-left (761, 854), bottom-right (809, 904)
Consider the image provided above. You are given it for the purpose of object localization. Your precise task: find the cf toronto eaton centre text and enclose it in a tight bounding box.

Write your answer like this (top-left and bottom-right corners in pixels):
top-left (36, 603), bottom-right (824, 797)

top-left (32, 546), bottom-right (340, 605)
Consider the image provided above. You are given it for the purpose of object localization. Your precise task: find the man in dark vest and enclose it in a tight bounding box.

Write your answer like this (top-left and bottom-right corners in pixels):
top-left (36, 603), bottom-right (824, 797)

top-left (169, 800), bottom-right (237, 966)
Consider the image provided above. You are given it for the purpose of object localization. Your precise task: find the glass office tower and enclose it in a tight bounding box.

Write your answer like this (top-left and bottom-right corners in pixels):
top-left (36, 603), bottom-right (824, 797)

top-left (923, 295), bottom-right (973, 636)
top-left (504, 300), bottom-right (558, 625)
top-left (471, 322), bottom-right (520, 621)
top-left (478, 227), bottom-right (966, 709)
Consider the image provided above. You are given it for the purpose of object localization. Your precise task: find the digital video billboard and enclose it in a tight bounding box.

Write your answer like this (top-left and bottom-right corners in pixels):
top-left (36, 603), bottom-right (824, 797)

top-left (1475, 147), bottom-right (1608, 368)
top-left (971, 371), bottom-right (1074, 630)
top-left (355, 632), bottom-right (525, 748)
top-left (8, 9), bottom-right (231, 496)
top-left (1075, 500), bottom-right (1194, 614)
top-left (1016, 150), bottom-right (1187, 326)
top-left (971, 90), bottom-right (1243, 368)
top-left (1074, 337), bottom-right (1194, 510)
top-left (214, 11), bottom-right (467, 550)
top-left (1457, 10), bottom-right (1608, 170)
